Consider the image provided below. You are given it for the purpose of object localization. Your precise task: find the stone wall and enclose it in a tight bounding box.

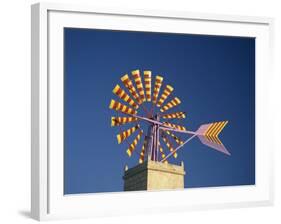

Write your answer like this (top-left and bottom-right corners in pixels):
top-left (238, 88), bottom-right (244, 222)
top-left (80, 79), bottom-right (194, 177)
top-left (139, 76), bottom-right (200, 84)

top-left (123, 160), bottom-right (185, 191)
top-left (123, 163), bottom-right (148, 191)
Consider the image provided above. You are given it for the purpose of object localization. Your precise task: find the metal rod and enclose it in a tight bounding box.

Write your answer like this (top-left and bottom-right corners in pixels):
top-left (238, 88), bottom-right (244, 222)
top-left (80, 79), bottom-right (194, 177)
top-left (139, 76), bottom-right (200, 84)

top-left (130, 114), bottom-right (162, 125)
top-left (131, 114), bottom-right (197, 135)
top-left (156, 124), bottom-right (159, 161)
top-left (159, 126), bottom-right (197, 135)
top-left (161, 134), bottom-right (197, 162)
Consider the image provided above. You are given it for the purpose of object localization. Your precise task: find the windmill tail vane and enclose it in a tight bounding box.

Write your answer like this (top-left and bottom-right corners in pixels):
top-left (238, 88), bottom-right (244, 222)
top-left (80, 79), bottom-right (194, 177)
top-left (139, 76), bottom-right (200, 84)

top-left (109, 69), bottom-right (231, 164)
top-left (195, 121), bottom-right (230, 156)
top-left (158, 120), bottom-right (230, 162)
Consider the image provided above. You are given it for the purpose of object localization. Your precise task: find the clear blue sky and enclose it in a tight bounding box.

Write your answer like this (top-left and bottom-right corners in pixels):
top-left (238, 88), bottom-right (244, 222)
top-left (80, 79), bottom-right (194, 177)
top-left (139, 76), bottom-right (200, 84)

top-left (64, 28), bottom-right (255, 194)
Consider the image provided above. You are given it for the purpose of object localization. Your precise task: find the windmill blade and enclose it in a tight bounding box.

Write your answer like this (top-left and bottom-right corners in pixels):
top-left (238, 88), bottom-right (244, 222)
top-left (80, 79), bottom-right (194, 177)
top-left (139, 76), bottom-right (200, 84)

top-left (144, 70), bottom-right (152, 101)
top-left (160, 97), bottom-right (181, 112)
top-left (116, 124), bottom-right (140, 144)
top-left (165, 130), bottom-right (184, 145)
top-left (159, 145), bottom-right (166, 159)
top-left (126, 130), bottom-right (143, 157)
top-left (196, 121), bottom-right (230, 155)
top-left (152, 75), bottom-right (163, 104)
top-left (111, 116), bottom-right (138, 127)
top-left (162, 112), bottom-right (186, 119)
top-left (156, 85), bottom-right (173, 107)
top-left (121, 74), bottom-right (142, 104)
top-left (138, 143), bottom-right (146, 164)
top-left (112, 84), bottom-right (139, 109)
top-left (161, 134), bottom-right (178, 158)
top-left (132, 70), bottom-right (146, 102)
top-left (109, 99), bottom-right (137, 115)
top-left (158, 143), bottom-right (168, 164)
top-left (163, 122), bottom-right (186, 131)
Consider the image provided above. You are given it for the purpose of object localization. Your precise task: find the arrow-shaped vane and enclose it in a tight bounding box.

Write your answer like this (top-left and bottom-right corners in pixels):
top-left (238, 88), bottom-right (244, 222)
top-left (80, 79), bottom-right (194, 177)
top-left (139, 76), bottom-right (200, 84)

top-left (161, 121), bottom-right (230, 162)
top-left (196, 121), bottom-right (230, 155)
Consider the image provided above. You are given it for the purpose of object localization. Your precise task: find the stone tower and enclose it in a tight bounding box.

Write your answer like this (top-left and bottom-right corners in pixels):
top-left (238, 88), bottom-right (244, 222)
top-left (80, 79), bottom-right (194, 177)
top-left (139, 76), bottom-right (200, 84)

top-left (123, 159), bottom-right (185, 191)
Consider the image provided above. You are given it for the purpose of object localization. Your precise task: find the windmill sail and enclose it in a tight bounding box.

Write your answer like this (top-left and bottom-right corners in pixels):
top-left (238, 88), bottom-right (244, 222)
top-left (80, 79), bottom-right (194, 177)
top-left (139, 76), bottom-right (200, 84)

top-left (161, 134), bottom-right (178, 158)
top-left (139, 143), bottom-right (146, 164)
top-left (158, 144), bottom-right (168, 164)
top-left (132, 70), bottom-right (146, 102)
top-left (162, 112), bottom-right (186, 119)
top-left (159, 145), bottom-right (166, 159)
top-left (163, 122), bottom-right (186, 131)
top-left (109, 99), bottom-right (137, 115)
top-left (156, 85), bottom-right (173, 107)
top-left (111, 116), bottom-right (138, 126)
top-left (160, 97), bottom-right (181, 112)
top-left (121, 74), bottom-right (142, 104)
top-left (112, 84), bottom-right (138, 109)
top-left (165, 130), bottom-right (184, 145)
top-left (196, 121), bottom-right (230, 155)
top-left (126, 130), bottom-right (143, 157)
top-left (116, 125), bottom-right (140, 144)
top-left (144, 71), bottom-right (152, 102)
top-left (152, 75), bottom-right (163, 104)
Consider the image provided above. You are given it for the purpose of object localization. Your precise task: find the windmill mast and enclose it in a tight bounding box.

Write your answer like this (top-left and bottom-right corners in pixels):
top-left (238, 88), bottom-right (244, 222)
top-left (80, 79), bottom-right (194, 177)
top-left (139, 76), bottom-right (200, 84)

top-left (144, 113), bottom-right (160, 162)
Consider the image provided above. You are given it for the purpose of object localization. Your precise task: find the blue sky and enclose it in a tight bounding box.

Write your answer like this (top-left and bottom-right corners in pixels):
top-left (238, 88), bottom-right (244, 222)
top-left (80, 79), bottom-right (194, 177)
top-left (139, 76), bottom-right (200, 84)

top-left (64, 28), bottom-right (255, 194)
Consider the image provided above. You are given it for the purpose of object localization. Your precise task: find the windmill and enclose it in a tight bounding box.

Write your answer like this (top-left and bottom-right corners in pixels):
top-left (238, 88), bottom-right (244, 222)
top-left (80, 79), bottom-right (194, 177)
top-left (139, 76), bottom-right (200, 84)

top-left (109, 69), bottom-right (230, 167)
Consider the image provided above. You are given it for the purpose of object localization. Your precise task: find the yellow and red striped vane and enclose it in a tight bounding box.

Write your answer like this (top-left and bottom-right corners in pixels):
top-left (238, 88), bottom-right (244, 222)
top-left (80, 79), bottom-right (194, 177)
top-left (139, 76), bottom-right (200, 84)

top-left (144, 70), bottom-right (152, 102)
top-left (112, 84), bottom-right (139, 109)
top-left (162, 112), bottom-right (186, 119)
top-left (157, 85), bottom-right (173, 107)
top-left (132, 70), bottom-right (146, 102)
top-left (117, 124), bottom-right (140, 144)
top-left (160, 97), bottom-right (181, 112)
top-left (161, 134), bottom-right (178, 159)
top-left (121, 74), bottom-right (142, 104)
top-left (152, 75), bottom-right (163, 104)
top-left (126, 130), bottom-right (143, 157)
top-left (158, 143), bottom-right (168, 164)
top-left (163, 121), bottom-right (186, 131)
top-left (138, 143), bottom-right (146, 164)
top-left (109, 99), bottom-right (137, 115)
top-left (111, 116), bottom-right (138, 127)
top-left (165, 130), bottom-right (184, 145)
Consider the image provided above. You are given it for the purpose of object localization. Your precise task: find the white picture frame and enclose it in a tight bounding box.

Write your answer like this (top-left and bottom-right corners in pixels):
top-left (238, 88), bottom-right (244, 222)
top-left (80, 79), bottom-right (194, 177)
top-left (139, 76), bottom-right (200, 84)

top-left (31, 2), bottom-right (274, 221)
